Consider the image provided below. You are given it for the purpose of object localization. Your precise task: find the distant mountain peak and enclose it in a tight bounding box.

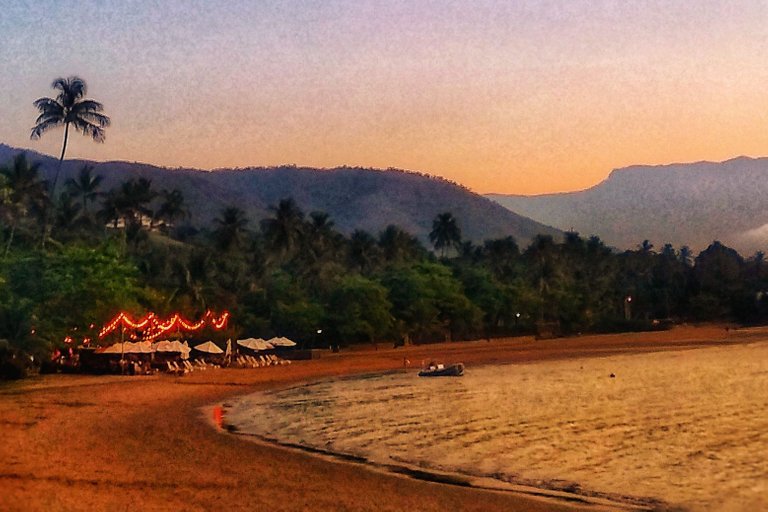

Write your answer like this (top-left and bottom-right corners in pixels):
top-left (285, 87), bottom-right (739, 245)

top-left (489, 155), bottom-right (768, 253)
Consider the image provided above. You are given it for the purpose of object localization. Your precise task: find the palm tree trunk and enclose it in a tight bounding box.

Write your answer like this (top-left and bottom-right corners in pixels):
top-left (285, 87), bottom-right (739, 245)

top-left (41, 123), bottom-right (69, 249)
top-left (52, 123), bottom-right (70, 194)
top-left (5, 222), bottom-right (16, 256)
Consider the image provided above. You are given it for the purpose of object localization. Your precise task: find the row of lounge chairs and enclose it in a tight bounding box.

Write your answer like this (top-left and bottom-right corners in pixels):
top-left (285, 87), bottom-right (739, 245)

top-left (235, 354), bottom-right (291, 368)
top-left (166, 359), bottom-right (220, 375)
top-left (164, 354), bottom-right (289, 375)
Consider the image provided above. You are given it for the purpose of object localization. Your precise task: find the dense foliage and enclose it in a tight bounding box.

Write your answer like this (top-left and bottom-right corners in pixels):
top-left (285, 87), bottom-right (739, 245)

top-left (3, 153), bottom-right (768, 377)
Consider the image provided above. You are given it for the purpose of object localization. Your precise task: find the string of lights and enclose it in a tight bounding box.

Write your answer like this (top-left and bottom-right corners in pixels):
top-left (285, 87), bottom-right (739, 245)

top-left (98, 310), bottom-right (230, 340)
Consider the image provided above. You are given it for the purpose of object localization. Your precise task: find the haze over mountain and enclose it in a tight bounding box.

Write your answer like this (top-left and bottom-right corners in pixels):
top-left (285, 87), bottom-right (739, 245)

top-left (488, 156), bottom-right (768, 254)
top-left (0, 144), bottom-right (559, 247)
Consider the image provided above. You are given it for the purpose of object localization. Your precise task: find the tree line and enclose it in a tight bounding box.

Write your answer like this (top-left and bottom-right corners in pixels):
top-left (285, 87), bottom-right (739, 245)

top-left (3, 149), bottom-right (768, 378)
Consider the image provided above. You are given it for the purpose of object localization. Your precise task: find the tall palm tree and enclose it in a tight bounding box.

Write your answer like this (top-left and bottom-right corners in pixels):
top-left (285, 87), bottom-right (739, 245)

top-left (429, 212), bottom-right (461, 257)
top-left (30, 77), bottom-right (110, 197)
top-left (65, 164), bottom-right (103, 214)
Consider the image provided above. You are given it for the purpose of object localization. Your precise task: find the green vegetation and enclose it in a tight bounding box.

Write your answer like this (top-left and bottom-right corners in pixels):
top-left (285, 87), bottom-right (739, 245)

top-left (4, 149), bottom-right (768, 380)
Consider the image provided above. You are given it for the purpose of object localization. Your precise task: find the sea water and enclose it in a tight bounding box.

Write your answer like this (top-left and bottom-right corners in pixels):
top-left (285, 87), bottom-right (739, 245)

top-left (227, 343), bottom-right (768, 511)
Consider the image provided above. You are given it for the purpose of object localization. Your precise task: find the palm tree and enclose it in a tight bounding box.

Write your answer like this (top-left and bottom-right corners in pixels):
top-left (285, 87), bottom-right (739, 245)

top-left (348, 229), bottom-right (380, 273)
top-left (260, 198), bottom-right (305, 257)
top-left (0, 154), bottom-right (49, 254)
top-left (54, 192), bottom-right (83, 236)
top-left (482, 236), bottom-right (519, 279)
top-left (214, 206), bottom-right (249, 251)
top-left (117, 178), bottom-right (156, 227)
top-left (30, 77), bottom-right (110, 197)
top-left (97, 189), bottom-right (121, 229)
top-left (429, 212), bottom-right (461, 257)
top-left (524, 234), bottom-right (561, 322)
top-left (302, 211), bottom-right (343, 263)
top-left (156, 189), bottom-right (188, 230)
top-left (378, 225), bottom-right (424, 263)
top-left (65, 164), bottom-right (103, 215)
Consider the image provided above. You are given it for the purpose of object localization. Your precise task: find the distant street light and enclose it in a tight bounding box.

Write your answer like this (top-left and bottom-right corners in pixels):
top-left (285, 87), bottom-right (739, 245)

top-left (624, 296), bottom-right (632, 320)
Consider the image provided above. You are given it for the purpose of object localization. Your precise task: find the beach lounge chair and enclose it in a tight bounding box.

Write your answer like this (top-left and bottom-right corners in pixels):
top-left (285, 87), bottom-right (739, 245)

top-left (172, 361), bottom-right (187, 374)
top-left (166, 361), bottom-right (184, 375)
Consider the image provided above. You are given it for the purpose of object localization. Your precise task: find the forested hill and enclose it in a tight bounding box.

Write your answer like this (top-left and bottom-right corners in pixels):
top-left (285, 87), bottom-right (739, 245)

top-left (0, 144), bottom-right (559, 245)
top-left (488, 156), bottom-right (768, 254)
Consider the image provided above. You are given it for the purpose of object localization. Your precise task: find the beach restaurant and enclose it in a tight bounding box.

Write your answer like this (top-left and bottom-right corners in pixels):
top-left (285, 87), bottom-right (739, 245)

top-left (79, 310), bottom-right (230, 374)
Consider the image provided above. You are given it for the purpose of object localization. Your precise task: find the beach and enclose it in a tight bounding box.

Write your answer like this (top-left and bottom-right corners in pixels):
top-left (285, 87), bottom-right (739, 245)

top-left (0, 325), bottom-right (760, 511)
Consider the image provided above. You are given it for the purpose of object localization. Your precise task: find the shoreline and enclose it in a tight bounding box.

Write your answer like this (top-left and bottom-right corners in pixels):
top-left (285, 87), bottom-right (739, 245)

top-left (221, 420), bottom-right (661, 511)
top-left (1, 324), bottom-right (759, 511)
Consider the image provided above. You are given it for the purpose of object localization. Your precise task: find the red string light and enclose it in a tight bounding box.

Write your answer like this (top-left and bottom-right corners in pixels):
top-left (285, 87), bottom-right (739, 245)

top-left (98, 310), bottom-right (230, 339)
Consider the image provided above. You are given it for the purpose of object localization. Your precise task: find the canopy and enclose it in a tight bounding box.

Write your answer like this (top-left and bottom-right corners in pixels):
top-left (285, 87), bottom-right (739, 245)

top-left (194, 341), bottom-right (224, 354)
top-left (268, 336), bottom-right (297, 347)
top-left (152, 340), bottom-right (191, 358)
top-left (237, 338), bottom-right (274, 351)
top-left (96, 341), bottom-right (152, 354)
top-left (96, 343), bottom-right (123, 354)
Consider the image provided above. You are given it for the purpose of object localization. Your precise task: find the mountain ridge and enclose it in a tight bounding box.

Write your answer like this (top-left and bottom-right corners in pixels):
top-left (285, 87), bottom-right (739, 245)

top-left (0, 143), bottom-right (560, 246)
top-left (488, 156), bottom-right (768, 253)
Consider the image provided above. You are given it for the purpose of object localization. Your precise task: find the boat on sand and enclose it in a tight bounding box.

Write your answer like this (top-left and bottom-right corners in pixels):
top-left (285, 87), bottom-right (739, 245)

top-left (418, 362), bottom-right (464, 377)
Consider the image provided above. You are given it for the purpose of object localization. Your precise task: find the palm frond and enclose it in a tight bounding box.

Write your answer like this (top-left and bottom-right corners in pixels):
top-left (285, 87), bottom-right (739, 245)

top-left (30, 118), bottom-right (63, 139)
top-left (71, 99), bottom-right (105, 113)
top-left (32, 97), bottom-right (64, 113)
top-left (34, 112), bottom-right (63, 126)
top-left (76, 110), bottom-right (111, 128)
top-left (53, 76), bottom-right (86, 106)
top-left (71, 118), bottom-right (106, 142)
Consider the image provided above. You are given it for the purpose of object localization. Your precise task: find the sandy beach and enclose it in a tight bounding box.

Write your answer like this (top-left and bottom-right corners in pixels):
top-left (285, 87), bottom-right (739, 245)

top-left (0, 325), bottom-right (760, 512)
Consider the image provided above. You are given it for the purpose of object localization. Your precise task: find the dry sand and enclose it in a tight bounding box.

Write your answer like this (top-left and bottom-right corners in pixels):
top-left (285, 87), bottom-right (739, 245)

top-left (0, 325), bottom-right (758, 511)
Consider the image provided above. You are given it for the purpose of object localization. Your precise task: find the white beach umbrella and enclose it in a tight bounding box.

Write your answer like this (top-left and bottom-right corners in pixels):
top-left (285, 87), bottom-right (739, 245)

top-left (194, 341), bottom-right (224, 354)
top-left (133, 341), bottom-right (153, 353)
top-left (237, 338), bottom-right (272, 351)
top-left (236, 338), bottom-right (254, 350)
top-left (98, 343), bottom-right (124, 354)
top-left (271, 337), bottom-right (297, 347)
top-left (153, 340), bottom-right (174, 352)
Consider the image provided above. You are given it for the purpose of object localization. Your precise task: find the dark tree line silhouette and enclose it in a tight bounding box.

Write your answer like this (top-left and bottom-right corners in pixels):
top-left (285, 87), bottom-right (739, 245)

top-left (3, 149), bottom-right (768, 379)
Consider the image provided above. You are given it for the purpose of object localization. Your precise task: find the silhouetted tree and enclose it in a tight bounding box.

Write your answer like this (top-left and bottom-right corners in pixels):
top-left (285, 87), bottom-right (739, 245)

top-left (261, 198), bottom-right (304, 258)
top-left (0, 154), bottom-right (48, 254)
top-left (429, 212), bottom-right (462, 257)
top-left (65, 165), bottom-right (103, 215)
top-left (30, 77), bottom-right (110, 196)
top-left (213, 206), bottom-right (249, 252)
top-left (30, 77), bottom-right (109, 246)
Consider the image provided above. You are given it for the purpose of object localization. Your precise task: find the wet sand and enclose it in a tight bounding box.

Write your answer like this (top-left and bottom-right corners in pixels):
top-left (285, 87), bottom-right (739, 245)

top-left (0, 325), bottom-right (757, 511)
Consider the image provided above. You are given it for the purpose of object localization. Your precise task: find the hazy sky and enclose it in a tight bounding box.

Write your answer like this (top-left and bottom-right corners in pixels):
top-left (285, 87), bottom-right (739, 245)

top-left (1, 0), bottom-right (767, 194)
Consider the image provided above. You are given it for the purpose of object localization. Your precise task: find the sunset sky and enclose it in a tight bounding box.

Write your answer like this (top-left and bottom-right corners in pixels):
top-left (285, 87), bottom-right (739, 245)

top-left (1, 0), bottom-right (768, 194)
